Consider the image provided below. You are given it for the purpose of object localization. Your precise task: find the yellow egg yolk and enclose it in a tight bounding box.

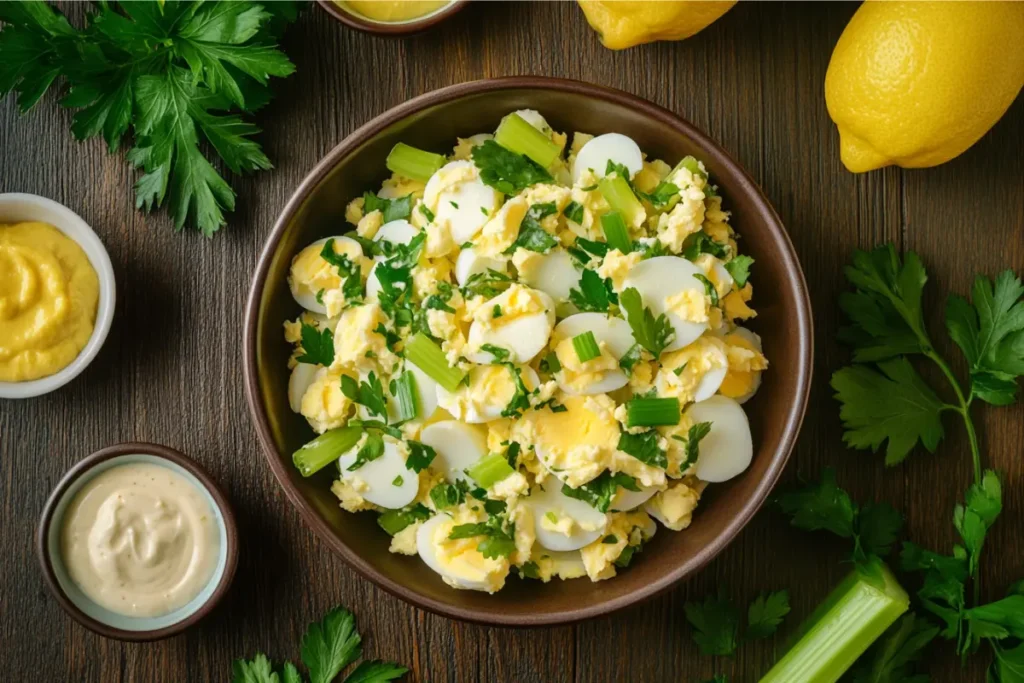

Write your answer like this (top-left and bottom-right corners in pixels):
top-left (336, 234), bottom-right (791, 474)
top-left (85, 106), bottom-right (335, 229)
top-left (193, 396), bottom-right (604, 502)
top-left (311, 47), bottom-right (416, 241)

top-left (665, 288), bottom-right (709, 323)
top-left (719, 332), bottom-right (768, 399)
top-left (553, 336), bottom-right (619, 392)
top-left (340, 0), bottom-right (449, 23)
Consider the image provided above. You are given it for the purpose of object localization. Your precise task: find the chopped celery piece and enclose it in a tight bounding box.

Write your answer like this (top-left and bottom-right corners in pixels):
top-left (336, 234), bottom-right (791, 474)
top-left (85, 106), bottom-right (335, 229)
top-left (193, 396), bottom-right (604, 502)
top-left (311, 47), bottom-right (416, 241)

top-left (385, 142), bottom-right (445, 182)
top-left (626, 397), bottom-right (680, 427)
top-left (572, 331), bottom-right (600, 363)
top-left (599, 174), bottom-right (644, 229)
top-left (393, 370), bottom-right (419, 422)
top-left (403, 332), bottom-right (466, 392)
top-left (377, 503), bottom-right (431, 536)
top-left (600, 211), bottom-right (632, 253)
top-left (292, 426), bottom-right (362, 477)
top-left (467, 452), bottom-right (515, 488)
top-left (494, 113), bottom-right (561, 168)
top-left (759, 559), bottom-right (909, 683)
top-left (673, 154), bottom-right (707, 181)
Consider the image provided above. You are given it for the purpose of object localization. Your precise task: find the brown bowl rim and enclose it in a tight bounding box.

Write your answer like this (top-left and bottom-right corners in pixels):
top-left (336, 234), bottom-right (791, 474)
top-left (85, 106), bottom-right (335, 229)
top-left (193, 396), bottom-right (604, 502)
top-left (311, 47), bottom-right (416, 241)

top-left (36, 442), bottom-right (240, 641)
top-left (315, 0), bottom-right (468, 36)
top-left (243, 76), bottom-right (813, 626)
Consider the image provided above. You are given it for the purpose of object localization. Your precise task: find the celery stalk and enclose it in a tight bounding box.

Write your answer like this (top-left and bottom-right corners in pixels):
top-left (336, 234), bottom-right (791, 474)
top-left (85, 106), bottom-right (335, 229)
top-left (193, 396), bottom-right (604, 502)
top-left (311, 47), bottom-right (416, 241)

top-left (467, 452), bottom-right (515, 488)
top-left (599, 174), bottom-right (644, 228)
top-left (600, 211), bottom-right (632, 253)
top-left (385, 143), bottom-right (445, 182)
top-left (572, 331), bottom-right (600, 363)
top-left (494, 113), bottom-right (561, 168)
top-left (759, 559), bottom-right (909, 683)
top-left (626, 397), bottom-right (680, 427)
top-left (403, 332), bottom-right (466, 392)
top-left (292, 426), bottom-right (362, 477)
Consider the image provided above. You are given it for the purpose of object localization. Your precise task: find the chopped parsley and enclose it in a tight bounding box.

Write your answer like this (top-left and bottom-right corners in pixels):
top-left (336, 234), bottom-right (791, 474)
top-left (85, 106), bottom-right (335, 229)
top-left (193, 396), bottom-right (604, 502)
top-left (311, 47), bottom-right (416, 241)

top-left (563, 200), bottom-right (585, 224)
top-left (539, 351), bottom-right (562, 374)
top-left (683, 231), bottom-right (729, 260)
top-left (561, 472), bottom-right (640, 513)
top-left (500, 364), bottom-right (532, 418)
top-left (345, 432), bottom-right (384, 471)
top-left (602, 535), bottom-right (619, 544)
top-left (617, 429), bottom-right (667, 469)
top-left (405, 440), bottom-right (436, 473)
top-left (724, 254), bottom-right (754, 288)
top-left (320, 239), bottom-right (364, 300)
top-left (314, 288), bottom-right (325, 305)
top-left (471, 139), bottom-right (553, 194)
top-left (448, 513), bottom-right (516, 559)
top-left (674, 421), bottom-right (712, 473)
top-left (340, 372), bottom-right (388, 421)
top-left (419, 204), bottom-right (435, 222)
top-left (392, 475), bottom-right (404, 487)
top-left (296, 323), bottom-right (335, 366)
top-left (492, 304), bottom-right (503, 318)
top-left (363, 191), bottom-right (412, 222)
top-left (694, 273), bottom-right (719, 307)
top-left (505, 202), bottom-right (558, 254)
top-left (618, 343), bottom-right (644, 374)
top-left (378, 503), bottom-right (431, 536)
top-left (569, 268), bottom-right (615, 313)
top-left (481, 343), bottom-right (511, 363)
top-left (430, 479), bottom-right (470, 509)
top-left (462, 268), bottom-right (514, 299)
top-left (619, 287), bottom-right (674, 357)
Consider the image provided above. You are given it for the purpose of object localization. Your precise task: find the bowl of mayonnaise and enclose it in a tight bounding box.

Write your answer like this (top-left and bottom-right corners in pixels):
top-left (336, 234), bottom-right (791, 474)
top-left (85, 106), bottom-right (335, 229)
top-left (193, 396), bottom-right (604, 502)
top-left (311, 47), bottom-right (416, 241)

top-left (37, 442), bottom-right (239, 641)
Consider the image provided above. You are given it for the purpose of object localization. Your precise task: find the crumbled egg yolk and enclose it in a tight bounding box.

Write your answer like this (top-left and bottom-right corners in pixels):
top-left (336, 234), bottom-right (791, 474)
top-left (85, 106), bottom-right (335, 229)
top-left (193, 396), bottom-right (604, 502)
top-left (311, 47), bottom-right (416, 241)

top-left (282, 113), bottom-right (766, 592)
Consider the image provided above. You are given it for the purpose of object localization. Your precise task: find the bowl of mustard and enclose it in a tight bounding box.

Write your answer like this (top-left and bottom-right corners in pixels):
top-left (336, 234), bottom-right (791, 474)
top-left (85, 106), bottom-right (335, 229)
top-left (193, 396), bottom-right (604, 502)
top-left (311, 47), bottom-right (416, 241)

top-left (0, 193), bottom-right (115, 399)
top-left (317, 0), bottom-right (468, 36)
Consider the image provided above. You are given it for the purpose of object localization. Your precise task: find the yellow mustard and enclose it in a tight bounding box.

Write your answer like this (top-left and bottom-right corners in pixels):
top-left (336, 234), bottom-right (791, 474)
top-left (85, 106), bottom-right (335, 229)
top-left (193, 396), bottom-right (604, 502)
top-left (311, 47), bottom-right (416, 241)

top-left (341, 0), bottom-right (449, 22)
top-left (0, 222), bottom-right (99, 382)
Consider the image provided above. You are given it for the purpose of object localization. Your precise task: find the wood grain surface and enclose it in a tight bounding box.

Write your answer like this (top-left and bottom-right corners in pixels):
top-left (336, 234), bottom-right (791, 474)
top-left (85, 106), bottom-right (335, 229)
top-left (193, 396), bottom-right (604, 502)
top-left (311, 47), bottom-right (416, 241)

top-left (1, 3), bottom-right (1022, 681)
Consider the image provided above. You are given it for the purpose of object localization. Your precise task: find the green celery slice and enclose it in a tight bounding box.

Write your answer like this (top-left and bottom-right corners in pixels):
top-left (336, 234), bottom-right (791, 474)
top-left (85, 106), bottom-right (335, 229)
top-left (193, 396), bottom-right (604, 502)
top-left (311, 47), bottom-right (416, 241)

top-left (572, 331), bottom-right (601, 363)
top-left (292, 426), bottom-right (362, 477)
top-left (626, 397), bottom-right (680, 427)
top-left (467, 452), bottom-right (515, 488)
top-left (494, 113), bottom-right (560, 168)
top-left (385, 142), bottom-right (445, 182)
top-left (403, 332), bottom-right (466, 392)
top-left (599, 174), bottom-right (644, 229)
top-left (600, 210), bottom-right (632, 253)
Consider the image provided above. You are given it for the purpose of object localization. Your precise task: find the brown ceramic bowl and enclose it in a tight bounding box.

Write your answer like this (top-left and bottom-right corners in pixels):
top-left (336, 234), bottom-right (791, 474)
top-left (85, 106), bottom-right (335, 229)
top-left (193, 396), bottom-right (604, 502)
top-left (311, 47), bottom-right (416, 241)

top-left (316, 0), bottom-right (468, 36)
top-left (244, 77), bottom-right (813, 626)
top-left (37, 442), bottom-right (239, 641)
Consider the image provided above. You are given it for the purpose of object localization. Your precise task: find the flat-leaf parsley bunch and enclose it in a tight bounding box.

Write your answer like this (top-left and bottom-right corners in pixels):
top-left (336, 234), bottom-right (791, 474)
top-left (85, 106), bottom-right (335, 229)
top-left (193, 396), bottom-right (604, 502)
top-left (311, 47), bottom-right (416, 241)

top-left (0, 0), bottom-right (299, 236)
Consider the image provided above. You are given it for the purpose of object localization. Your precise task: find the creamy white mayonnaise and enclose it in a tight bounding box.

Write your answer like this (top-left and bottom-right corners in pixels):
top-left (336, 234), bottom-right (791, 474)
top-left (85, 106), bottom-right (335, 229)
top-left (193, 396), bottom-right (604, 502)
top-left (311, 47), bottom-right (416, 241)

top-left (61, 463), bottom-right (219, 617)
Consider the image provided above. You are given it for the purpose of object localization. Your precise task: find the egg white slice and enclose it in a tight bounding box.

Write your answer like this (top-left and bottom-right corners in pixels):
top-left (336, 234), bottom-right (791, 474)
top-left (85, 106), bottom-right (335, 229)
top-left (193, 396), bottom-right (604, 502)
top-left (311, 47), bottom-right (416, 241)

top-left (290, 236), bottom-right (364, 313)
top-left (621, 255), bottom-right (709, 352)
top-left (730, 327), bottom-right (764, 404)
top-left (337, 441), bottom-right (418, 509)
top-left (288, 364), bottom-right (322, 413)
top-left (464, 290), bottom-right (556, 364)
top-left (406, 361), bottom-right (439, 420)
top-left (512, 109), bottom-right (551, 133)
top-left (610, 485), bottom-right (659, 512)
top-left (693, 342), bottom-right (729, 403)
top-left (424, 161), bottom-right (502, 244)
top-left (543, 550), bottom-right (587, 579)
top-left (436, 366), bottom-right (541, 424)
top-left (529, 481), bottom-right (609, 552)
top-left (518, 249), bottom-right (580, 303)
top-left (553, 313), bottom-right (635, 395)
top-left (416, 515), bottom-right (495, 592)
top-left (685, 395), bottom-right (753, 482)
top-left (419, 420), bottom-right (488, 484)
top-left (365, 219), bottom-right (420, 299)
top-left (454, 247), bottom-right (507, 286)
top-left (705, 256), bottom-right (735, 297)
top-left (572, 133), bottom-right (644, 184)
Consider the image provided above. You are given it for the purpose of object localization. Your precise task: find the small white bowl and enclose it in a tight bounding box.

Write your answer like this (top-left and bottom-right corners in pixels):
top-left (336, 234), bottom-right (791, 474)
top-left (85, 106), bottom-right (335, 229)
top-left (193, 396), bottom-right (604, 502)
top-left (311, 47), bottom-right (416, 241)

top-left (0, 193), bottom-right (116, 399)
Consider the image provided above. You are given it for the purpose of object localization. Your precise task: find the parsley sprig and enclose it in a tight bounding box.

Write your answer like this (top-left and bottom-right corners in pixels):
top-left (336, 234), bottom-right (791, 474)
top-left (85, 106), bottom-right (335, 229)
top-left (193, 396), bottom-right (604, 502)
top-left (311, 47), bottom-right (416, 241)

top-left (684, 590), bottom-right (791, 656)
top-left (619, 287), bottom-right (674, 358)
top-left (0, 0), bottom-right (299, 236)
top-left (470, 139), bottom-right (552, 194)
top-left (231, 605), bottom-right (406, 683)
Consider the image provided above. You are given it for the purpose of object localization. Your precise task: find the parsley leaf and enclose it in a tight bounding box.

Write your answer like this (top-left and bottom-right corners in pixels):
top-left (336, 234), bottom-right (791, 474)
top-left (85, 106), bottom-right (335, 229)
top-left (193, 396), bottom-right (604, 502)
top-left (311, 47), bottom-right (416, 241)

top-left (471, 139), bottom-right (552, 194)
top-left (685, 594), bottom-right (740, 656)
top-left (695, 273), bottom-right (719, 307)
top-left (377, 504), bottom-right (430, 536)
top-left (297, 323), bottom-right (335, 366)
top-left (561, 472), bottom-right (639, 513)
top-left (745, 590), bottom-right (791, 641)
top-left (724, 255), bottom-right (754, 288)
top-left (678, 421), bottom-right (712, 473)
top-left (320, 239), bottom-right (365, 301)
top-left (345, 432), bottom-right (384, 471)
top-left (506, 202), bottom-right (558, 254)
top-left (683, 232), bottom-right (729, 260)
top-left (845, 613), bottom-right (939, 683)
top-left (405, 440), bottom-right (436, 473)
top-left (563, 200), bottom-right (585, 224)
top-left (0, 1), bottom-right (298, 235)
top-left (448, 514), bottom-right (516, 559)
top-left (569, 268), bottom-right (613, 313)
top-left (955, 470), bottom-right (1002, 577)
top-left (946, 270), bottom-right (1024, 406)
top-left (341, 373), bottom-right (388, 421)
top-left (342, 660), bottom-right (408, 683)
top-left (617, 429), bottom-right (667, 469)
top-left (831, 358), bottom-right (946, 465)
top-left (481, 344), bottom-right (511, 363)
top-left (300, 607), bottom-right (362, 683)
top-left (232, 654), bottom-right (280, 683)
top-left (500, 364), bottom-right (532, 418)
top-left (635, 181), bottom-right (679, 209)
top-left (430, 479), bottom-right (470, 510)
top-left (362, 192), bottom-right (412, 223)
top-left (619, 287), bottom-right (674, 357)
top-left (462, 268), bottom-right (514, 299)
top-left (618, 343), bottom-right (644, 373)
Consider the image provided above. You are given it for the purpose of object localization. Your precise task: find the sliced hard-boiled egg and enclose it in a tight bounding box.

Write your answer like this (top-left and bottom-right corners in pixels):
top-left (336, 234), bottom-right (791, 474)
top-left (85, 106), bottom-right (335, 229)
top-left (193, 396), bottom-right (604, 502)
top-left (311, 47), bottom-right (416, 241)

top-left (721, 327), bottom-right (765, 404)
top-left (436, 365), bottom-right (540, 424)
top-left (572, 133), bottom-right (644, 184)
top-left (455, 247), bottom-right (507, 286)
top-left (465, 286), bottom-right (555, 364)
top-left (366, 219), bottom-right (420, 299)
top-left (288, 364), bottom-right (321, 413)
top-left (695, 253), bottom-right (734, 298)
top-left (621, 255), bottom-right (710, 352)
top-left (659, 337), bottom-right (729, 403)
top-left (289, 236), bottom-right (365, 314)
top-left (419, 420), bottom-right (488, 483)
top-left (610, 485), bottom-right (658, 512)
top-left (416, 514), bottom-right (507, 592)
top-left (424, 160), bottom-right (502, 244)
top-left (406, 361), bottom-right (439, 420)
top-left (513, 109), bottom-right (552, 133)
top-left (529, 481), bottom-right (609, 551)
top-left (337, 440), bottom-right (418, 509)
top-left (552, 313), bottom-right (635, 395)
top-left (685, 395), bottom-right (753, 482)
top-left (517, 248), bottom-right (580, 302)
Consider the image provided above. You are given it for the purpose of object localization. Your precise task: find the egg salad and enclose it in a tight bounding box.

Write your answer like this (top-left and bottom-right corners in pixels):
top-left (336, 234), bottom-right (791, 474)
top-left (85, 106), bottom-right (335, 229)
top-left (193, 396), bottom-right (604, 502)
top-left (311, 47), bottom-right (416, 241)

top-left (284, 110), bottom-right (768, 593)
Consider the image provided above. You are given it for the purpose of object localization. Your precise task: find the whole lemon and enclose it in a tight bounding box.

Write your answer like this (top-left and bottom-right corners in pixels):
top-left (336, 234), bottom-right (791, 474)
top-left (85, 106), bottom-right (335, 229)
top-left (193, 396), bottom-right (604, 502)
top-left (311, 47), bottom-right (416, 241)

top-left (578, 1), bottom-right (736, 50)
top-left (825, 2), bottom-right (1024, 173)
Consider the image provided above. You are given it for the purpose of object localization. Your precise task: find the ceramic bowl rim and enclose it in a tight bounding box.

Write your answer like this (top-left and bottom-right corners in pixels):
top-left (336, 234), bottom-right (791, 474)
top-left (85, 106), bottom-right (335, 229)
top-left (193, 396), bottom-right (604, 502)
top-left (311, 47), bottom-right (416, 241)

top-left (315, 0), bottom-right (468, 36)
top-left (243, 76), bottom-right (813, 626)
top-left (36, 442), bottom-right (240, 641)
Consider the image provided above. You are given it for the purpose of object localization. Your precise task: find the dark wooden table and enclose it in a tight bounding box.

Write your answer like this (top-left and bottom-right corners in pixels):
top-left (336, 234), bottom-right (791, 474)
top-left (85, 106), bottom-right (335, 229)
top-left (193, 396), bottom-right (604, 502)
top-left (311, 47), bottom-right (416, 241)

top-left (2, 3), bottom-right (1022, 681)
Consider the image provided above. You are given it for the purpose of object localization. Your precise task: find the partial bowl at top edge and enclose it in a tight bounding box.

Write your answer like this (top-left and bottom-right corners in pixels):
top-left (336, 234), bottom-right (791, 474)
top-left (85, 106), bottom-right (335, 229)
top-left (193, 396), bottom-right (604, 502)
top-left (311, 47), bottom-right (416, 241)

top-left (243, 76), bottom-right (813, 626)
top-left (0, 193), bottom-right (116, 400)
top-left (316, 0), bottom-right (469, 36)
